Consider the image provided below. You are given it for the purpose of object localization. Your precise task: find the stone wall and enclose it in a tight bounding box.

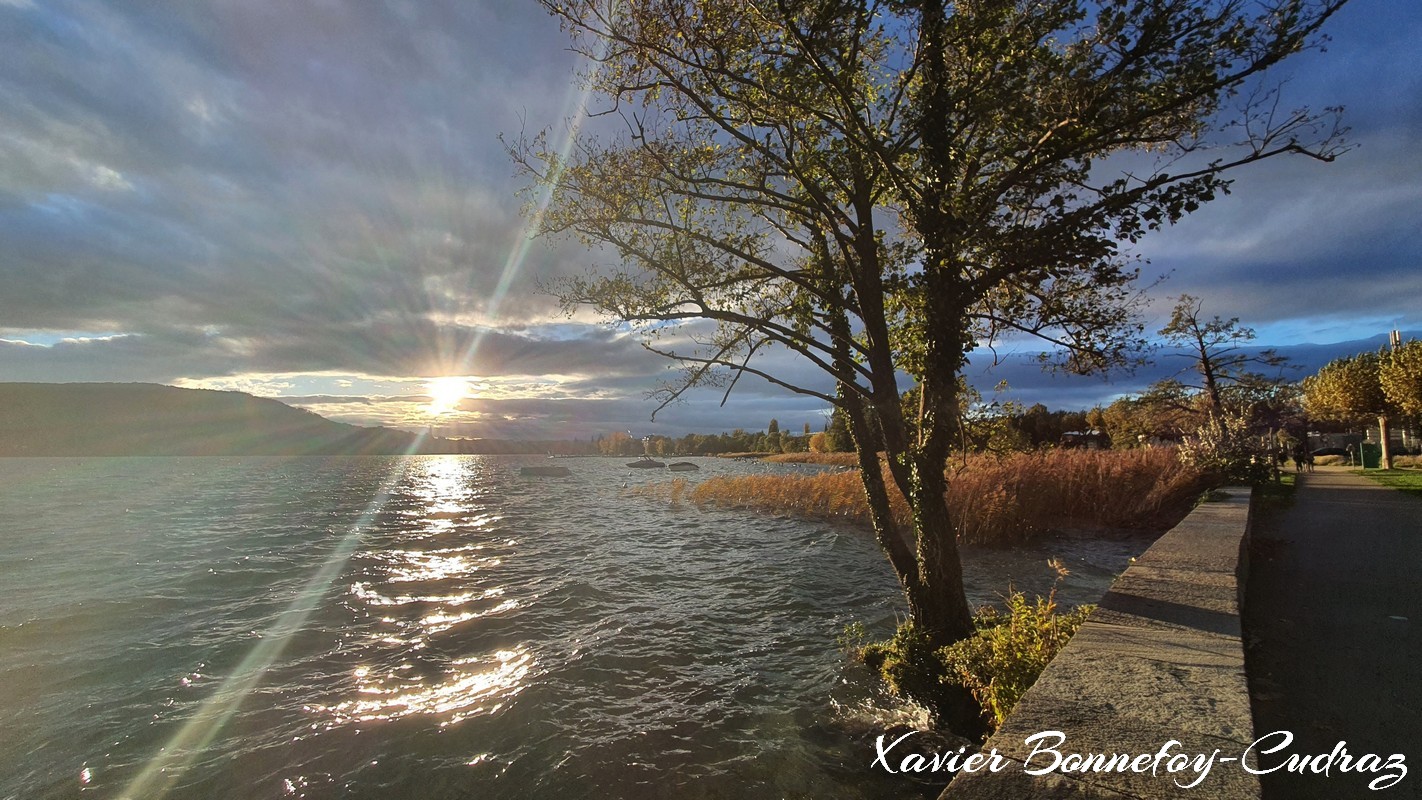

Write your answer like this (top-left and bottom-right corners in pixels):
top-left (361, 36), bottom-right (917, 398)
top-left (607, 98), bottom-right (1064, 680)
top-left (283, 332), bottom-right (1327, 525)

top-left (942, 488), bottom-right (1257, 799)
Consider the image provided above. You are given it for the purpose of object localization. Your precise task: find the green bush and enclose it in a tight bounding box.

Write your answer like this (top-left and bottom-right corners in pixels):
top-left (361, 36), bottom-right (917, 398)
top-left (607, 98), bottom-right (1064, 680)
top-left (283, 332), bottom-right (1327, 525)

top-left (860, 620), bottom-right (964, 723)
top-left (857, 577), bottom-right (1092, 734)
top-left (939, 591), bottom-right (1092, 732)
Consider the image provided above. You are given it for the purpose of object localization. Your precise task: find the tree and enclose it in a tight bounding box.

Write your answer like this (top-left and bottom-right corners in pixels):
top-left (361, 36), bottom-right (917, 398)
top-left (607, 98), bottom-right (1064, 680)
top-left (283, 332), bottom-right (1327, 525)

top-left (518, 0), bottom-right (1349, 721)
top-left (1101, 387), bottom-right (1197, 446)
top-left (1111, 295), bottom-right (1302, 447)
top-left (1380, 339), bottom-right (1422, 419)
top-left (1303, 351), bottom-right (1392, 468)
top-left (1158, 294), bottom-right (1292, 418)
top-left (823, 408), bottom-right (852, 453)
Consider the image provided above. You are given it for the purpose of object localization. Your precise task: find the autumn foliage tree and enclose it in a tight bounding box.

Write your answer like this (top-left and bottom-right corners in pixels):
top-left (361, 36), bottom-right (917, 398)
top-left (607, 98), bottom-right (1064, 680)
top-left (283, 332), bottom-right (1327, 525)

top-left (1304, 350), bottom-right (1392, 467)
top-left (1308, 340), bottom-right (1422, 469)
top-left (516, 0), bottom-right (1349, 726)
top-left (1379, 339), bottom-right (1422, 420)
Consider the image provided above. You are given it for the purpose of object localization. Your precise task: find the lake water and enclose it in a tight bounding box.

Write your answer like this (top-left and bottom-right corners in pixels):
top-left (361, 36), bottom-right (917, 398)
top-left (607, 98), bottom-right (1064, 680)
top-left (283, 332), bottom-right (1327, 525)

top-left (0, 456), bottom-right (1150, 799)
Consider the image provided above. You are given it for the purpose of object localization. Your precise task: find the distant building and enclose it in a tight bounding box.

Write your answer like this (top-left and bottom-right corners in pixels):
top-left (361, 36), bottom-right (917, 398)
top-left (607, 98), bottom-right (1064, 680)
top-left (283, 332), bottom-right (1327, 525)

top-left (1059, 430), bottom-right (1109, 450)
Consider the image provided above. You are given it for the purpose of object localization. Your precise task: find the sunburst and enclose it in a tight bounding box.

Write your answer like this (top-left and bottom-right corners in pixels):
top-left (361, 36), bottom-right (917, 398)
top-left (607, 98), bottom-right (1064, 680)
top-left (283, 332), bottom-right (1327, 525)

top-left (426, 376), bottom-right (471, 416)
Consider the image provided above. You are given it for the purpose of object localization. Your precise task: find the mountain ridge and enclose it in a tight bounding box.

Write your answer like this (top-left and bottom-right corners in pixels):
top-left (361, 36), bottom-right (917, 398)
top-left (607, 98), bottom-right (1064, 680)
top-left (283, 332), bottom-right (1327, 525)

top-left (0, 382), bottom-right (427, 456)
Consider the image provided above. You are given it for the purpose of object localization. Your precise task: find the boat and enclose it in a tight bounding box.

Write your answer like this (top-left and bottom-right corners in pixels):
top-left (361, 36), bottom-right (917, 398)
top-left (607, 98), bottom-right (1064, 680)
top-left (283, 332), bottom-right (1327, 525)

top-left (666, 461), bottom-right (700, 472)
top-left (520, 465), bottom-right (572, 477)
top-left (625, 456), bottom-right (666, 468)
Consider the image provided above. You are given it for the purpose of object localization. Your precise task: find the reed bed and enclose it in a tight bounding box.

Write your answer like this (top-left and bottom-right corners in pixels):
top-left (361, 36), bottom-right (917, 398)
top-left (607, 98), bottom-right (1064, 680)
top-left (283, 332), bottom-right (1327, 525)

top-left (689, 468), bottom-right (888, 524)
top-left (626, 477), bottom-right (689, 505)
top-left (760, 452), bottom-right (862, 466)
top-left (685, 448), bottom-right (1205, 545)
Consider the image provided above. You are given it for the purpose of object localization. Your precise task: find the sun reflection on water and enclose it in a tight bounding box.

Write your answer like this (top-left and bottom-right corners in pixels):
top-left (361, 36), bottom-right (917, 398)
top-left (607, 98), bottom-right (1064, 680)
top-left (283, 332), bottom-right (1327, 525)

top-left (381, 547), bottom-right (498, 583)
top-left (311, 648), bottom-right (531, 728)
top-left (350, 582), bottom-right (506, 608)
top-left (315, 455), bottom-right (528, 729)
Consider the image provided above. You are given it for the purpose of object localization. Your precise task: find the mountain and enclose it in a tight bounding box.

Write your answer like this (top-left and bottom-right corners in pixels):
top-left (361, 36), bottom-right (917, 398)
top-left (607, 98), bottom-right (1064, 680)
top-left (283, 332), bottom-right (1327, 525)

top-left (0, 383), bottom-right (430, 456)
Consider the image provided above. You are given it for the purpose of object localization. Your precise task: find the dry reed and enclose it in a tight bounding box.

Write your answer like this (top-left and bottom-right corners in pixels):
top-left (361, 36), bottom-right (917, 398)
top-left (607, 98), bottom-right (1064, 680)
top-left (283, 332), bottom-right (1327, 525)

top-left (760, 452), bottom-right (862, 466)
top-left (626, 477), bottom-right (689, 505)
top-left (688, 448), bottom-right (1205, 545)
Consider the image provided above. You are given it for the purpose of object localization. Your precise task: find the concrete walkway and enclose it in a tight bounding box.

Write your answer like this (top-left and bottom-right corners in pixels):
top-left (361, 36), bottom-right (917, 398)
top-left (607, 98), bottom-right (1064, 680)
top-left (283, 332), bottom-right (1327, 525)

top-left (1244, 466), bottom-right (1422, 799)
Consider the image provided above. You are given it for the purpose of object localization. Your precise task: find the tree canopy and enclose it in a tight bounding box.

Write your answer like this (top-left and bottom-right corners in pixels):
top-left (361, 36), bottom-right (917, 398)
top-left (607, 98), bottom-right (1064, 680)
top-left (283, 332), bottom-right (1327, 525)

top-left (1304, 351), bottom-right (1387, 420)
top-left (1379, 339), bottom-right (1422, 419)
top-left (516, 0), bottom-right (1350, 724)
top-left (1304, 349), bottom-right (1394, 467)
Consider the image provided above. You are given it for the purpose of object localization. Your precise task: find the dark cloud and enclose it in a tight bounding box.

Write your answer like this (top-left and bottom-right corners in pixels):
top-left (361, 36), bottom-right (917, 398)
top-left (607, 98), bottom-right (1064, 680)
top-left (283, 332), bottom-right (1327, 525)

top-left (0, 0), bottom-right (585, 337)
top-left (971, 330), bottom-right (1422, 410)
top-left (1128, 1), bottom-right (1422, 329)
top-left (0, 329), bottom-right (241, 383)
top-left (0, 322), bottom-right (661, 383)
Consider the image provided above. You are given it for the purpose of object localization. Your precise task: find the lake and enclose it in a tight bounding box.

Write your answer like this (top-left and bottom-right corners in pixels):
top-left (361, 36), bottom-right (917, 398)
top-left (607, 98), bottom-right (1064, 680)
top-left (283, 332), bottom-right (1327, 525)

top-left (0, 456), bottom-right (1149, 799)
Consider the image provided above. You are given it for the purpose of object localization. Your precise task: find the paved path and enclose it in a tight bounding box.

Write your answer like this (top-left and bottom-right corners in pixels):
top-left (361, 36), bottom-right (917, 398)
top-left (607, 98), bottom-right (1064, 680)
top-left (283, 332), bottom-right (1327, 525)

top-left (1244, 466), bottom-right (1422, 799)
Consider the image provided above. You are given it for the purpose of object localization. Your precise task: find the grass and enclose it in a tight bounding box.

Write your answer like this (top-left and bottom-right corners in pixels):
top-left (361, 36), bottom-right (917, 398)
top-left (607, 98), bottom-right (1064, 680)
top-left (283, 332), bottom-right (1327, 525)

top-left (1305, 454), bottom-right (1422, 469)
top-left (679, 448), bottom-right (1206, 545)
top-left (1356, 469), bottom-right (1422, 499)
top-left (1253, 472), bottom-right (1297, 514)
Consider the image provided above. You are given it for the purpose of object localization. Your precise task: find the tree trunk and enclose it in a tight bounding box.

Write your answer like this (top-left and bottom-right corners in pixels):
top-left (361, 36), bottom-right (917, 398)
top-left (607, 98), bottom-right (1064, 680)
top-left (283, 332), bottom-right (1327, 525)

top-left (1379, 415), bottom-right (1393, 469)
top-left (904, 453), bottom-right (982, 735)
top-left (903, 457), bottom-right (974, 647)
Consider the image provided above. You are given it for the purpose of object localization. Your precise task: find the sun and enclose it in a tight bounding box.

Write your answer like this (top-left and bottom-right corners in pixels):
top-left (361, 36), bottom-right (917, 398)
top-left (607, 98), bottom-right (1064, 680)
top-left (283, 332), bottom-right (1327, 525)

top-left (426, 376), bottom-right (471, 416)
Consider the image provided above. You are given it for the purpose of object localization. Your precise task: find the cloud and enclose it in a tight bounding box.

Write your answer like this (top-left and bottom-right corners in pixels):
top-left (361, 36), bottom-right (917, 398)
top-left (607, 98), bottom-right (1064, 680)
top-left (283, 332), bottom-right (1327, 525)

top-left (0, 1), bottom-right (588, 335)
top-left (1136, 131), bottom-right (1422, 329)
top-left (1, 0), bottom-right (1419, 436)
top-left (972, 330), bottom-right (1422, 410)
top-left (0, 321), bottom-right (664, 384)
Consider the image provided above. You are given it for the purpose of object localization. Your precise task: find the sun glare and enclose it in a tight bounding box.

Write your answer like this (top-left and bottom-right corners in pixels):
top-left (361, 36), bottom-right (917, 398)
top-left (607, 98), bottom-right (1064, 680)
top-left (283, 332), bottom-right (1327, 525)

top-left (426, 377), bottom-right (470, 416)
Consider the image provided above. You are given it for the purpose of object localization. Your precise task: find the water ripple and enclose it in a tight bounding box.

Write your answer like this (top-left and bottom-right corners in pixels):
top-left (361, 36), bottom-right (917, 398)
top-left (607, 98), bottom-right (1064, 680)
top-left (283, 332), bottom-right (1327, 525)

top-left (0, 455), bottom-right (1149, 800)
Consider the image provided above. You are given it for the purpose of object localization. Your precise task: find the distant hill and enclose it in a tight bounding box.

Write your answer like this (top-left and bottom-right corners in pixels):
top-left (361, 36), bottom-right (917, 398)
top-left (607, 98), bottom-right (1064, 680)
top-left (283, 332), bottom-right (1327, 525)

top-left (0, 383), bottom-right (429, 456)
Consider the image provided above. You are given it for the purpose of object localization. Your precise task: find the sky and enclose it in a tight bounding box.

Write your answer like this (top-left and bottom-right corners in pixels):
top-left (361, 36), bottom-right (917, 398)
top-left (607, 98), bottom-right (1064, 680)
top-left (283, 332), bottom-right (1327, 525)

top-left (1, 0), bottom-right (1419, 439)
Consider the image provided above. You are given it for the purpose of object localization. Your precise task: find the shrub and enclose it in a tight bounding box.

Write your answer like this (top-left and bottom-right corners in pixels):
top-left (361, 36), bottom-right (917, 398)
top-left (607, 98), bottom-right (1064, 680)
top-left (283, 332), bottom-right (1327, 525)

top-left (761, 451), bottom-right (861, 466)
top-left (1176, 411), bottom-right (1276, 485)
top-left (858, 580), bottom-right (1092, 735)
top-left (939, 589), bottom-right (1093, 732)
top-left (860, 620), bottom-right (965, 725)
